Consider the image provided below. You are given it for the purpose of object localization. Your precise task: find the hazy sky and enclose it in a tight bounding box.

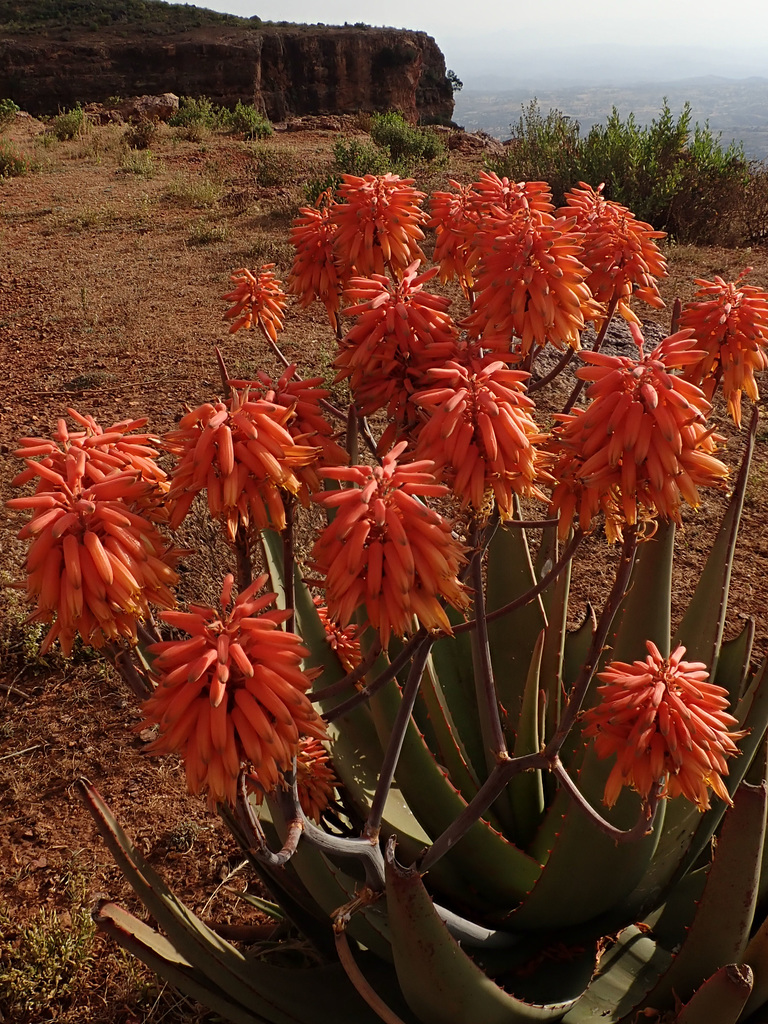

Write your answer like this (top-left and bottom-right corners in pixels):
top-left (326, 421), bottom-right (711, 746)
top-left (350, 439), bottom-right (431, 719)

top-left (195, 0), bottom-right (768, 75)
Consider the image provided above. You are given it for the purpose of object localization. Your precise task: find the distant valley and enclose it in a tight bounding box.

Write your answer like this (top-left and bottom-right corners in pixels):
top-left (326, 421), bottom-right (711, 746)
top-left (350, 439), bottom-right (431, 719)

top-left (452, 76), bottom-right (768, 161)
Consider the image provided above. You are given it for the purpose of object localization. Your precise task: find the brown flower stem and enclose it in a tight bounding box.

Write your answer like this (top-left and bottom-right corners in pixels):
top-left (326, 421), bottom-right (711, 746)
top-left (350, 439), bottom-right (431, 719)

top-left (283, 497), bottom-right (295, 632)
top-left (469, 546), bottom-right (508, 759)
top-left (562, 293), bottom-right (620, 414)
top-left (528, 347), bottom-right (576, 394)
top-left (310, 638), bottom-right (382, 700)
top-left (255, 322), bottom-right (347, 422)
top-left (234, 524), bottom-right (252, 591)
top-left (236, 776), bottom-right (303, 867)
top-left (550, 757), bottom-right (661, 843)
top-left (323, 629), bottom-right (428, 724)
top-left (454, 530), bottom-right (583, 635)
top-left (345, 403), bottom-right (359, 464)
top-left (214, 345), bottom-right (231, 399)
top-left (334, 925), bottom-right (408, 1024)
top-left (107, 643), bottom-right (153, 699)
top-left (136, 619), bottom-right (162, 646)
top-left (358, 414), bottom-right (381, 462)
top-left (363, 635), bottom-right (434, 843)
top-left (279, 767), bottom-right (386, 888)
top-left (419, 752), bottom-right (546, 872)
top-left (671, 296), bottom-right (682, 333)
top-left (503, 517), bottom-right (562, 529)
top-left (544, 524), bottom-right (637, 757)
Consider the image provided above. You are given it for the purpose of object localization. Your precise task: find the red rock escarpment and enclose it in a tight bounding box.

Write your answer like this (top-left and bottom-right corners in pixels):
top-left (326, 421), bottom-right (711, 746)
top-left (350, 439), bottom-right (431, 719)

top-left (0, 25), bottom-right (454, 123)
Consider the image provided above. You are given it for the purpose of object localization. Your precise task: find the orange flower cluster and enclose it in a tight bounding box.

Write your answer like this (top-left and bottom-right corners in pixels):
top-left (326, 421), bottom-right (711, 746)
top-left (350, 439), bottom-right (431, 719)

top-left (223, 264), bottom-right (287, 341)
top-left (246, 735), bottom-right (338, 823)
top-left (559, 182), bottom-right (667, 325)
top-left (549, 326), bottom-right (729, 540)
top-left (287, 198), bottom-right (345, 325)
top-left (227, 365), bottom-right (348, 490)
top-left (333, 173), bottom-right (427, 278)
top-left (9, 414), bottom-right (178, 656)
top-left (13, 409), bottom-right (169, 510)
top-left (413, 354), bottom-right (546, 519)
top-left (679, 269), bottom-right (768, 427)
top-left (464, 208), bottom-right (599, 357)
top-left (467, 172), bottom-right (554, 219)
top-left (142, 574), bottom-right (326, 807)
top-left (428, 180), bottom-right (480, 295)
top-left (583, 641), bottom-right (745, 810)
top-left (313, 597), bottom-right (362, 673)
top-left (164, 392), bottom-right (318, 541)
top-left (311, 442), bottom-right (468, 645)
top-left (335, 262), bottom-right (458, 448)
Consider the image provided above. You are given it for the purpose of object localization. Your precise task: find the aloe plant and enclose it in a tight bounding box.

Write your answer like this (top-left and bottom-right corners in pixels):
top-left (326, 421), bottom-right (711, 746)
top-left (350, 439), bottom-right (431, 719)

top-left (8, 172), bottom-right (768, 1023)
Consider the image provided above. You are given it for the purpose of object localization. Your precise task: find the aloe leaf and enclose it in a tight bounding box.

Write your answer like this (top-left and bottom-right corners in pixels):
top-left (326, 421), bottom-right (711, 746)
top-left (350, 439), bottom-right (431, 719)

top-left (636, 780), bottom-right (767, 1014)
top-left (674, 965), bottom-right (753, 1024)
top-left (715, 617), bottom-right (755, 703)
top-left (539, 536), bottom-right (571, 744)
top-left (386, 851), bottom-right (593, 1024)
top-left (430, 608), bottom-right (487, 781)
top-left (508, 630), bottom-right (546, 847)
top-left (606, 519), bottom-right (674, 666)
top-left (673, 410), bottom-right (757, 676)
top-left (486, 520), bottom-right (548, 739)
top-left (369, 677), bottom-right (543, 911)
top-left (510, 743), bottom-right (663, 930)
top-left (562, 924), bottom-right (673, 1023)
top-left (419, 648), bottom-right (482, 802)
top-left (79, 780), bottom-right (370, 1024)
top-left (94, 901), bottom-right (271, 1024)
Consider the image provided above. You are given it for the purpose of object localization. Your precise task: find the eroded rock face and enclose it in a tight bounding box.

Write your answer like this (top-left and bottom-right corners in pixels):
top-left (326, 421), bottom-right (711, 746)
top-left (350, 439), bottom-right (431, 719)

top-left (0, 25), bottom-right (453, 124)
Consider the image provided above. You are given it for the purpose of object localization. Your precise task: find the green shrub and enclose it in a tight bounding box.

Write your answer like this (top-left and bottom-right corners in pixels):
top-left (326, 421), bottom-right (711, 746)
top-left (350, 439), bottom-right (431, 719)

top-left (123, 117), bottom-right (157, 150)
top-left (487, 98), bottom-right (749, 245)
top-left (249, 144), bottom-right (300, 186)
top-left (168, 95), bottom-right (219, 130)
top-left (119, 148), bottom-right (158, 178)
top-left (485, 100), bottom-right (582, 206)
top-left (0, 97), bottom-right (20, 128)
top-left (50, 105), bottom-right (90, 141)
top-left (369, 110), bottom-right (445, 164)
top-left (331, 137), bottom-right (390, 177)
top-left (221, 101), bottom-right (272, 140)
top-left (0, 138), bottom-right (31, 176)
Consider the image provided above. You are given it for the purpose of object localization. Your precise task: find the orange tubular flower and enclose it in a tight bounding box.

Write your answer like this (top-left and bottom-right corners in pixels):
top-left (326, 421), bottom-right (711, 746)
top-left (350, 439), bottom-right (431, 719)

top-left (313, 597), bottom-right (362, 673)
top-left (335, 262), bottom-right (458, 448)
top-left (464, 209), bottom-right (600, 358)
top-left (559, 182), bottom-right (667, 326)
top-left (413, 354), bottom-right (547, 520)
top-left (333, 173), bottom-right (427, 278)
top-left (226, 365), bottom-right (348, 493)
top-left (288, 197), bottom-right (346, 325)
top-left (679, 269), bottom-right (768, 427)
top-left (9, 438), bottom-right (179, 657)
top-left (13, 409), bottom-right (169, 515)
top-left (164, 392), bottom-right (318, 541)
top-left (428, 180), bottom-right (481, 295)
top-left (141, 573), bottom-right (326, 808)
top-left (311, 442), bottom-right (468, 646)
top-left (223, 264), bottom-right (287, 341)
top-left (467, 172), bottom-right (555, 220)
top-left (548, 325), bottom-right (729, 539)
top-left (582, 641), bottom-right (745, 810)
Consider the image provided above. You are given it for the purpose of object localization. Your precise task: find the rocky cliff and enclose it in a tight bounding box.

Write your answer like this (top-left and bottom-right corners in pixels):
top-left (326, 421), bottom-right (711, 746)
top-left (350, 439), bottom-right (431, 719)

top-left (0, 24), bottom-right (454, 123)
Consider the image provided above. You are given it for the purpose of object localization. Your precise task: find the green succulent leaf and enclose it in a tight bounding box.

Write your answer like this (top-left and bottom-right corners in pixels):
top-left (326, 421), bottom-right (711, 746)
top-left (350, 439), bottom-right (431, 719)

top-left (386, 848), bottom-right (594, 1023)
top-left (673, 411), bottom-right (757, 676)
top-left (635, 779), bottom-right (767, 1016)
top-left (672, 964), bottom-right (754, 1024)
